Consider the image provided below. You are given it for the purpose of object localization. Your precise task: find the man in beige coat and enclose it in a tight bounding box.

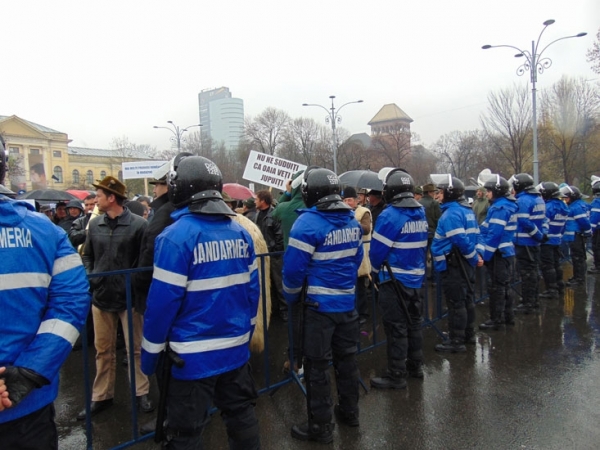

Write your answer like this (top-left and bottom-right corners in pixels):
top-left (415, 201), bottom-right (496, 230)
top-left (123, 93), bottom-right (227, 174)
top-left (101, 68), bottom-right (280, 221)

top-left (342, 186), bottom-right (372, 324)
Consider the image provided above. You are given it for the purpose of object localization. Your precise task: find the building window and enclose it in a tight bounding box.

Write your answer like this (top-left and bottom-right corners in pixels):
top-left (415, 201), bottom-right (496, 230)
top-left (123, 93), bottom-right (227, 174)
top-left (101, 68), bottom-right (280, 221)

top-left (100, 170), bottom-right (107, 179)
top-left (9, 147), bottom-right (19, 154)
top-left (72, 169), bottom-right (80, 184)
top-left (29, 148), bottom-right (40, 155)
top-left (86, 170), bottom-right (93, 185)
top-left (53, 150), bottom-right (62, 158)
top-left (53, 166), bottom-right (63, 183)
top-left (118, 170), bottom-right (123, 182)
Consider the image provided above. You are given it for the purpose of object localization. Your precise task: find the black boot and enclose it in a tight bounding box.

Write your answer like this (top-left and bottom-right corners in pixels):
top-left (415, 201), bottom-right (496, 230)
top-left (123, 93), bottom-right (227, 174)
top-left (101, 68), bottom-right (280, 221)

top-left (334, 404), bottom-right (359, 427)
top-left (435, 339), bottom-right (466, 353)
top-left (539, 289), bottom-right (558, 298)
top-left (291, 422), bottom-right (334, 444)
top-left (406, 360), bottom-right (424, 379)
top-left (515, 302), bottom-right (535, 314)
top-left (370, 370), bottom-right (407, 389)
top-left (479, 319), bottom-right (505, 331)
top-left (464, 328), bottom-right (476, 345)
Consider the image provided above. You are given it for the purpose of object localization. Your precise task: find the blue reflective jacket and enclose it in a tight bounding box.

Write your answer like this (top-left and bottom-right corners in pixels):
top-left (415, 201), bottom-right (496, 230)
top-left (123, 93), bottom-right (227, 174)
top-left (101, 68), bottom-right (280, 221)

top-left (544, 198), bottom-right (569, 245)
top-left (590, 197), bottom-right (600, 232)
top-left (477, 196), bottom-right (518, 261)
top-left (563, 199), bottom-right (592, 242)
top-left (0, 196), bottom-right (90, 424)
top-left (141, 207), bottom-right (260, 380)
top-left (431, 201), bottom-right (480, 271)
top-left (370, 204), bottom-right (427, 289)
top-left (513, 192), bottom-right (547, 246)
top-left (283, 207), bottom-right (363, 313)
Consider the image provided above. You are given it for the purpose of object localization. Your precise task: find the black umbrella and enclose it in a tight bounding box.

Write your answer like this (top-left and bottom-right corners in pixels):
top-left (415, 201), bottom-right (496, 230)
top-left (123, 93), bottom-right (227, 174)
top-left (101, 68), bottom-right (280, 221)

top-left (338, 170), bottom-right (383, 191)
top-left (17, 189), bottom-right (78, 202)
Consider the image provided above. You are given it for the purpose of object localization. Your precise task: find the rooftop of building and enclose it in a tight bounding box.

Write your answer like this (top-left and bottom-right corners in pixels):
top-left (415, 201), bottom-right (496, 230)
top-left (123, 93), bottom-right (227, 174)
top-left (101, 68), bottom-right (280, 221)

top-left (368, 104), bottom-right (413, 125)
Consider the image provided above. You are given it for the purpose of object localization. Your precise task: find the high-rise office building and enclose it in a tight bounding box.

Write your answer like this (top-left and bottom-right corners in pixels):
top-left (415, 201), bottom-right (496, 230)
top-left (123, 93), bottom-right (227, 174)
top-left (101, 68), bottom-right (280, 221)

top-left (198, 87), bottom-right (245, 151)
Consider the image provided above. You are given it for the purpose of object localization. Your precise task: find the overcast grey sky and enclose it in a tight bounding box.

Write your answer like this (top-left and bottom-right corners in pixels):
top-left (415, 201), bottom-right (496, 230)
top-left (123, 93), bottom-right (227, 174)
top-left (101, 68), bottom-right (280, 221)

top-left (3, 0), bottom-right (598, 152)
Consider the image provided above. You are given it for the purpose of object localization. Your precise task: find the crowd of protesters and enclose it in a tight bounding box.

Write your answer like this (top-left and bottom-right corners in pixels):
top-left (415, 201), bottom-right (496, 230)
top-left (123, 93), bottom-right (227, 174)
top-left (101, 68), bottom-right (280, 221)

top-left (2, 135), bottom-right (600, 449)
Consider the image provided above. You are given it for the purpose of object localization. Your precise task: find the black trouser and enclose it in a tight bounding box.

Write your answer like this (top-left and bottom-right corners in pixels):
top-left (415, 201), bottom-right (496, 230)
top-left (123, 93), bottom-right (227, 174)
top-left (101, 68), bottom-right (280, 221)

top-left (441, 263), bottom-right (475, 341)
top-left (515, 245), bottom-right (540, 306)
top-left (0, 404), bottom-right (57, 450)
top-left (485, 253), bottom-right (514, 323)
top-left (593, 230), bottom-right (600, 269)
top-left (166, 363), bottom-right (260, 450)
top-left (540, 244), bottom-right (562, 290)
top-left (378, 281), bottom-right (423, 374)
top-left (303, 309), bottom-right (359, 423)
top-left (356, 275), bottom-right (370, 319)
top-left (570, 234), bottom-right (587, 281)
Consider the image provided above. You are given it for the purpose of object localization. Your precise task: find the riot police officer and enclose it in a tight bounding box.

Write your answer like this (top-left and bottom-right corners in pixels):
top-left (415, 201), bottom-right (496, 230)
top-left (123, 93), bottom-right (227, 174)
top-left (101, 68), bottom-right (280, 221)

top-left (509, 173), bottom-right (547, 313)
top-left (477, 174), bottom-right (518, 330)
top-left (431, 174), bottom-right (482, 352)
top-left (283, 167), bottom-right (363, 444)
top-left (141, 156), bottom-right (261, 450)
top-left (537, 182), bottom-right (569, 297)
top-left (369, 169), bottom-right (428, 388)
top-left (561, 185), bottom-right (592, 286)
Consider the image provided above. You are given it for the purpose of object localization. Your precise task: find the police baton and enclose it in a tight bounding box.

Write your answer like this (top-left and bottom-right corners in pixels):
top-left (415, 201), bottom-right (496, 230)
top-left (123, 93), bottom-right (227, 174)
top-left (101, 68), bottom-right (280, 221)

top-left (154, 346), bottom-right (185, 444)
top-left (383, 261), bottom-right (412, 326)
top-left (451, 249), bottom-right (474, 294)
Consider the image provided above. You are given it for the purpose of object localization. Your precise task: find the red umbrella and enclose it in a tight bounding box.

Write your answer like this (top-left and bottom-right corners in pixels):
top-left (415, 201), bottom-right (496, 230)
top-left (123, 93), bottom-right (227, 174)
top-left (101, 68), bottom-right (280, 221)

top-left (223, 183), bottom-right (255, 200)
top-left (67, 189), bottom-right (95, 200)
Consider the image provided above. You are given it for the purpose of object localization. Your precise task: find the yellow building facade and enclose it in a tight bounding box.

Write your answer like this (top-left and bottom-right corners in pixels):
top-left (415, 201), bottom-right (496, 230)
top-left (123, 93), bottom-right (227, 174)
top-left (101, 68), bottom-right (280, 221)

top-left (0, 115), bottom-right (150, 193)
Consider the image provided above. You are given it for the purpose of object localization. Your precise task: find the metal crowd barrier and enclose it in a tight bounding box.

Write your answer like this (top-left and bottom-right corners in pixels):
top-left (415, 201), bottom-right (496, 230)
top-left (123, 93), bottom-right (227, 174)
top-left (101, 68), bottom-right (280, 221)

top-left (77, 251), bottom-right (501, 449)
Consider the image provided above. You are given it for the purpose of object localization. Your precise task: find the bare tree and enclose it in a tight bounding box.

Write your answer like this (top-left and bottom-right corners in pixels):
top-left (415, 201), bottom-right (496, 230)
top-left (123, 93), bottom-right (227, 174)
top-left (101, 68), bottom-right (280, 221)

top-left (337, 131), bottom-right (371, 174)
top-left (404, 145), bottom-right (439, 185)
top-left (278, 117), bottom-right (325, 166)
top-left (587, 27), bottom-right (600, 75)
top-left (539, 76), bottom-right (600, 184)
top-left (244, 107), bottom-right (291, 156)
top-left (369, 127), bottom-right (415, 169)
top-left (433, 130), bottom-right (486, 180)
top-left (480, 83), bottom-right (532, 174)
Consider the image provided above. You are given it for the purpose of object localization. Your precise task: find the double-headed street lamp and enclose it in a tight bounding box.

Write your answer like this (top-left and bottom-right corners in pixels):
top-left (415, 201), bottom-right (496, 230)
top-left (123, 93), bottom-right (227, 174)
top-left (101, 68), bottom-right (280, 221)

top-left (302, 95), bottom-right (363, 174)
top-left (482, 19), bottom-right (587, 184)
top-left (153, 120), bottom-right (202, 152)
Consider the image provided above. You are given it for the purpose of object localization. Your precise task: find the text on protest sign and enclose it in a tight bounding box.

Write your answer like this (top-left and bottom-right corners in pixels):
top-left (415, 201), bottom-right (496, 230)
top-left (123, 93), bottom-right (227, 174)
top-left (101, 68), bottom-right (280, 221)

top-left (121, 161), bottom-right (168, 180)
top-left (242, 151), bottom-right (307, 189)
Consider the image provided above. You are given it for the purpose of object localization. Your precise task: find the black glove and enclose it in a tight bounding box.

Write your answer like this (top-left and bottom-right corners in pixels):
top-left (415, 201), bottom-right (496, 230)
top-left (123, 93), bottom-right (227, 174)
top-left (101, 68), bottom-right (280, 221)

top-left (0, 367), bottom-right (49, 406)
top-left (541, 234), bottom-right (549, 243)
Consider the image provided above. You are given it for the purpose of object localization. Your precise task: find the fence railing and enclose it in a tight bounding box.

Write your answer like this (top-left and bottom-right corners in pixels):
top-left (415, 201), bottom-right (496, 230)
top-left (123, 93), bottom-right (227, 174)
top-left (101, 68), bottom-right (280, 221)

top-left (76, 250), bottom-right (508, 449)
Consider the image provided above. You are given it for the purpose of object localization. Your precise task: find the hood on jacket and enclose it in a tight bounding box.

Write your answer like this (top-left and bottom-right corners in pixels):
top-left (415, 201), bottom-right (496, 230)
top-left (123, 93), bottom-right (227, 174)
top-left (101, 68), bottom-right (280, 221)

top-left (0, 197), bottom-right (35, 227)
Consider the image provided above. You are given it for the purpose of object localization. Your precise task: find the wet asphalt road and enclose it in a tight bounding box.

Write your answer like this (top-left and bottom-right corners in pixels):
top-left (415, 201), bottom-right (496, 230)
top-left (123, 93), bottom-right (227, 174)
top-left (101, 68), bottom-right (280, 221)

top-left (55, 262), bottom-right (600, 449)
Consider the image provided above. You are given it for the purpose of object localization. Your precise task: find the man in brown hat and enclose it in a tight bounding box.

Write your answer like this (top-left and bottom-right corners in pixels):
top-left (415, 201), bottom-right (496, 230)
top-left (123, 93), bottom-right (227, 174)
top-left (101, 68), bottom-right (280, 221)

top-left (78, 176), bottom-right (153, 420)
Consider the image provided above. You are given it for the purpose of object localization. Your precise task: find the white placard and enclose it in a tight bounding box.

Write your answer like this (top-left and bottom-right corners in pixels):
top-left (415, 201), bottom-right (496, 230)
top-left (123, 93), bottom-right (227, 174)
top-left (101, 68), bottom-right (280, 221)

top-left (242, 150), bottom-right (307, 190)
top-left (121, 161), bottom-right (168, 180)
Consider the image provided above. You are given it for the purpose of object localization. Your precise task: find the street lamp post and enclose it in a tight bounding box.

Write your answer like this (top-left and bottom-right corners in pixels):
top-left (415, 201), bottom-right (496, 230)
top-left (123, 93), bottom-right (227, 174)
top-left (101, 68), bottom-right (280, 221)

top-left (482, 20), bottom-right (586, 184)
top-left (153, 120), bottom-right (202, 152)
top-left (302, 95), bottom-right (363, 174)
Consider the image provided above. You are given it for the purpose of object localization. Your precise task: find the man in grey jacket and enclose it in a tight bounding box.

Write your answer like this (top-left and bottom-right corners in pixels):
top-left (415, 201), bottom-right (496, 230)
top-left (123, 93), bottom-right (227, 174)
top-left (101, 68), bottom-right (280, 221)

top-left (77, 176), bottom-right (152, 420)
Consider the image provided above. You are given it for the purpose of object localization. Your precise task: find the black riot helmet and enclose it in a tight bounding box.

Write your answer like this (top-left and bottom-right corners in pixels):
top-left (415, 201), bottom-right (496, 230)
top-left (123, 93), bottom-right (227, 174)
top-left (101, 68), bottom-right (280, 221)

top-left (536, 181), bottom-right (563, 201)
top-left (382, 169), bottom-right (414, 203)
top-left (430, 174), bottom-right (464, 202)
top-left (560, 185), bottom-right (584, 202)
top-left (301, 167), bottom-right (345, 209)
top-left (509, 173), bottom-right (537, 194)
top-left (480, 173), bottom-right (511, 199)
top-left (591, 176), bottom-right (600, 196)
top-left (168, 155), bottom-right (234, 215)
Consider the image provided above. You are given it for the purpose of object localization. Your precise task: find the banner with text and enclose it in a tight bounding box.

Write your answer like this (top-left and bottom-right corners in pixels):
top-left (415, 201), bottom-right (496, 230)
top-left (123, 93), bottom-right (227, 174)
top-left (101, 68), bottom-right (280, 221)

top-left (242, 151), bottom-right (307, 190)
top-left (122, 161), bottom-right (168, 180)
